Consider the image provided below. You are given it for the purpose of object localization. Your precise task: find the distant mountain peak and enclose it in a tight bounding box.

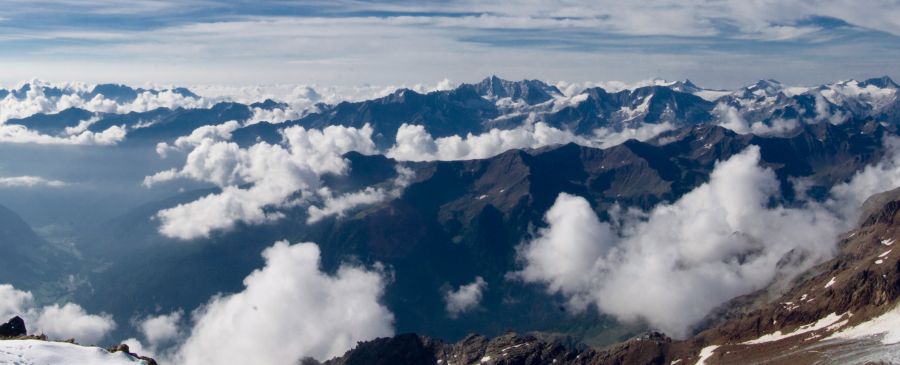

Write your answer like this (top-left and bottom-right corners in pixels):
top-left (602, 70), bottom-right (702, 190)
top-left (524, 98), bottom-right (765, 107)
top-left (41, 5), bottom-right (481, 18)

top-left (670, 79), bottom-right (702, 93)
top-left (743, 79), bottom-right (784, 97)
top-left (860, 75), bottom-right (898, 89)
top-left (471, 75), bottom-right (562, 104)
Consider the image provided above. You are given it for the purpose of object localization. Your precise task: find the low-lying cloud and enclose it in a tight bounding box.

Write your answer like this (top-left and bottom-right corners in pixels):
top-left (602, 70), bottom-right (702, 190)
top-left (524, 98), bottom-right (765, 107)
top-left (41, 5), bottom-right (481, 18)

top-left (306, 165), bottom-right (415, 224)
top-left (0, 123), bottom-right (126, 145)
top-left (0, 284), bottom-right (116, 344)
top-left (444, 276), bottom-right (488, 318)
top-left (147, 124), bottom-right (377, 240)
top-left (148, 119), bottom-right (676, 238)
top-left (137, 240), bottom-right (394, 365)
top-left (515, 141), bottom-right (900, 337)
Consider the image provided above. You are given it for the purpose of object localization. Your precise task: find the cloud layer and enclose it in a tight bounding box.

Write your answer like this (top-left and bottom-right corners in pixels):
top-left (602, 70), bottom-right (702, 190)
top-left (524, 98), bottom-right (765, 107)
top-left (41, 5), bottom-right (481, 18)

top-left (1, 1), bottom-right (897, 87)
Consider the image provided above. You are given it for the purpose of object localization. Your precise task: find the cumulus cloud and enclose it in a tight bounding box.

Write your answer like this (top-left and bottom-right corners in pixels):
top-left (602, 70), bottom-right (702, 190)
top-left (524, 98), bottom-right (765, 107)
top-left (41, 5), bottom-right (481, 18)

top-left (444, 277), bottom-right (488, 318)
top-left (246, 106), bottom-right (301, 125)
top-left (169, 120), bottom-right (241, 150)
top-left (387, 122), bottom-right (592, 161)
top-left (151, 117), bottom-right (676, 238)
top-left (306, 166), bottom-right (415, 224)
top-left (0, 81), bottom-right (212, 124)
top-left (36, 304), bottom-right (116, 344)
top-left (0, 176), bottom-right (67, 188)
top-left (828, 137), bottom-right (900, 220)
top-left (170, 240), bottom-right (393, 364)
top-left (713, 103), bottom-right (800, 135)
top-left (387, 121), bottom-right (672, 162)
top-left (514, 143), bottom-right (900, 337)
top-left (593, 122), bottom-right (677, 148)
top-left (0, 284), bottom-right (116, 344)
top-left (0, 80), bottom-right (218, 145)
top-left (0, 123), bottom-right (126, 145)
top-left (146, 124), bottom-right (377, 239)
top-left (138, 311), bottom-right (183, 349)
top-left (120, 311), bottom-right (184, 360)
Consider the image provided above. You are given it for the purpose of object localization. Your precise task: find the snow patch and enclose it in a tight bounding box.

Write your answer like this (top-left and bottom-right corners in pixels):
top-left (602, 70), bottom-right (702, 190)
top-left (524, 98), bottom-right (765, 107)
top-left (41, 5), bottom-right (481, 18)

top-left (694, 345), bottom-right (719, 365)
top-left (825, 276), bottom-right (837, 289)
top-left (830, 304), bottom-right (900, 344)
top-left (0, 340), bottom-right (146, 365)
top-left (742, 313), bottom-right (847, 345)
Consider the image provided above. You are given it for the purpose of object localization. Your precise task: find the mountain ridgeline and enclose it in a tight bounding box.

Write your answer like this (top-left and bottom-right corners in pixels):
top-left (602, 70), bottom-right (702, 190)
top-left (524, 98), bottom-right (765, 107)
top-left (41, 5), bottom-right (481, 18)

top-left (5, 75), bottom-right (899, 150)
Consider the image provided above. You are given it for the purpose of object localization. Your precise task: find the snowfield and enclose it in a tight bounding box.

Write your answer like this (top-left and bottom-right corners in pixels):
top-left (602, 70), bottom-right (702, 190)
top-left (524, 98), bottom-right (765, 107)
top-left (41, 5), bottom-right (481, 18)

top-left (0, 340), bottom-right (147, 365)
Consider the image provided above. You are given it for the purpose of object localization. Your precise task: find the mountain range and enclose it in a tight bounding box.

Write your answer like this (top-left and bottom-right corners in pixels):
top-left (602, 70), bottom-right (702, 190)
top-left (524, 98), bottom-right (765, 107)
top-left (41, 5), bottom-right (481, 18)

top-left (3, 76), bottom-right (900, 364)
top-left (5, 75), bottom-right (898, 150)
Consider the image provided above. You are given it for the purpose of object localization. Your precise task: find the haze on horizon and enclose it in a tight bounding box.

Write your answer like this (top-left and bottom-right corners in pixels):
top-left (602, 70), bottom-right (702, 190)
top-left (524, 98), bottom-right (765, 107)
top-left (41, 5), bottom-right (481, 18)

top-left (0, 0), bottom-right (898, 89)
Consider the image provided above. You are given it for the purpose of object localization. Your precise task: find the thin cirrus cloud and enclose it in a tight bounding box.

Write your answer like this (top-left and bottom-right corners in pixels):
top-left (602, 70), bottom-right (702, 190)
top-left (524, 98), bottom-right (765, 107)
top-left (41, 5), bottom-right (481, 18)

top-left (0, 1), bottom-right (896, 87)
top-left (0, 175), bottom-right (67, 188)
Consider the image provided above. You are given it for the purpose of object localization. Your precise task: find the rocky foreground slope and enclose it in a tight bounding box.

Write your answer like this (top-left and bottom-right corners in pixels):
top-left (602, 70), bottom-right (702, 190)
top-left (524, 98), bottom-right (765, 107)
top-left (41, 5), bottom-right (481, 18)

top-left (0, 316), bottom-right (157, 365)
top-left (321, 187), bottom-right (900, 365)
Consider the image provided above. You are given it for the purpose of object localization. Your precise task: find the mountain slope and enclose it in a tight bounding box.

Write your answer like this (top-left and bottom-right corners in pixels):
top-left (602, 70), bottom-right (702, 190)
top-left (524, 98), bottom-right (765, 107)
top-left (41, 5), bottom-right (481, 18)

top-left (77, 121), bottom-right (892, 344)
top-left (321, 184), bottom-right (900, 365)
top-left (0, 203), bottom-right (73, 289)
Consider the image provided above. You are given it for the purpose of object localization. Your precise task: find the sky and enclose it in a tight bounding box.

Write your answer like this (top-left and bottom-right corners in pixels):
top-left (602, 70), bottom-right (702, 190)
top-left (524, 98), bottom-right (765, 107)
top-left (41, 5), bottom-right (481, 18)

top-left (0, 0), bottom-right (898, 88)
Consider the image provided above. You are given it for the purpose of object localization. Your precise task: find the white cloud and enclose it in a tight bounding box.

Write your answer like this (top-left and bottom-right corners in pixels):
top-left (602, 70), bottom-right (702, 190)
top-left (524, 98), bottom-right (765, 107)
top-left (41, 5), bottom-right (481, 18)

top-left (514, 193), bottom-right (617, 305)
top-left (306, 166), bottom-right (415, 224)
top-left (153, 120), bottom-right (243, 160)
top-left (152, 118), bottom-right (676, 238)
top-left (713, 103), bottom-right (801, 135)
top-left (387, 121), bottom-right (672, 162)
top-left (5, 1), bottom-right (896, 88)
top-left (0, 284), bottom-right (34, 320)
top-left (36, 304), bottom-right (116, 345)
top-left (138, 311), bottom-right (182, 349)
top-left (0, 284), bottom-right (116, 344)
top-left (593, 122), bottom-right (677, 148)
top-left (444, 276), bottom-right (488, 318)
top-left (0, 175), bottom-right (67, 188)
top-left (387, 122), bottom-right (593, 161)
top-left (147, 124), bottom-right (377, 240)
top-left (514, 142), bottom-right (900, 337)
top-left (0, 123), bottom-right (126, 145)
top-left (0, 81), bottom-right (213, 124)
top-left (171, 240), bottom-right (393, 364)
top-left (246, 107), bottom-right (300, 126)
top-left (828, 137), bottom-right (900, 220)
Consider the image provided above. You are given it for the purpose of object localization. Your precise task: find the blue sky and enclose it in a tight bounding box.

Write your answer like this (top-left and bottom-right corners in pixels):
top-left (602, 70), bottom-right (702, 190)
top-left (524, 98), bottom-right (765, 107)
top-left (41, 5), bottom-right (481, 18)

top-left (0, 0), bottom-right (898, 88)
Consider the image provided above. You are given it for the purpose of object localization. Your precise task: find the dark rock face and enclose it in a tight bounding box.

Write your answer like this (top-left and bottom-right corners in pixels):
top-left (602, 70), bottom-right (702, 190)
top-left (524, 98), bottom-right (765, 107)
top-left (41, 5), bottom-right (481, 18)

top-left (108, 343), bottom-right (159, 365)
top-left (0, 316), bottom-right (27, 337)
top-left (324, 331), bottom-right (677, 365)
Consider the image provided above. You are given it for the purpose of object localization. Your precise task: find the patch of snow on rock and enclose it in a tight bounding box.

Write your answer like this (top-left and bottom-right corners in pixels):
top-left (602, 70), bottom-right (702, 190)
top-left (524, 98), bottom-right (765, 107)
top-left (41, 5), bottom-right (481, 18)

top-left (0, 340), bottom-right (147, 365)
